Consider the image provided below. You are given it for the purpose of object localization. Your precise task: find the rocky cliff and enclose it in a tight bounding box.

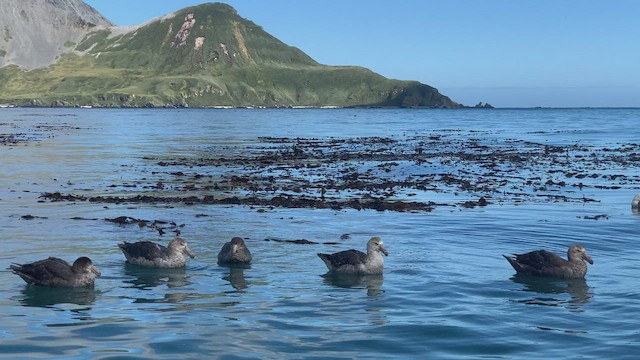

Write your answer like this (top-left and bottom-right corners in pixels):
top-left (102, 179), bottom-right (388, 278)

top-left (0, 0), bottom-right (112, 69)
top-left (0, 2), bottom-right (461, 108)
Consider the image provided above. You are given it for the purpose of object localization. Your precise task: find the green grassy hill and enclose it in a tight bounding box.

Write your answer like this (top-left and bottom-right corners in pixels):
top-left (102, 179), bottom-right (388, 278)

top-left (0, 3), bottom-right (461, 108)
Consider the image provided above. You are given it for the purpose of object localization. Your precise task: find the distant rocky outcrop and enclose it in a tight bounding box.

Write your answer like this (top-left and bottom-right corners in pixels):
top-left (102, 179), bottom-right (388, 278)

top-left (0, 0), bottom-right (112, 69)
top-left (474, 102), bottom-right (494, 108)
top-left (0, 2), bottom-right (462, 108)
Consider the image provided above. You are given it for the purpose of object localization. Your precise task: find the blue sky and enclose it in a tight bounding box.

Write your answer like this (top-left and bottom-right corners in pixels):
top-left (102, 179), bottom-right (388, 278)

top-left (84, 1), bottom-right (640, 108)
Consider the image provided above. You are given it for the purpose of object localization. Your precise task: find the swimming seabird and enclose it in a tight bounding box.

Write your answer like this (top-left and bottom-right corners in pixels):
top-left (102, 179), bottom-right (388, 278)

top-left (217, 237), bottom-right (252, 265)
top-left (118, 237), bottom-right (195, 268)
top-left (317, 237), bottom-right (388, 275)
top-left (503, 244), bottom-right (593, 279)
top-left (632, 193), bottom-right (640, 210)
top-left (9, 256), bottom-right (101, 287)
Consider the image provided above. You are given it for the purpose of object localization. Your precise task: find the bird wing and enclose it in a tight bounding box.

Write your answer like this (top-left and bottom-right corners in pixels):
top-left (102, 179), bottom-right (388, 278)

top-left (325, 249), bottom-right (367, 267)
top-left (121, 241), bottom-right (167, 260)
top-left (217, 242), bottom-right (232, 262)
top-left (15, 257), bottom-right (75, 282)
top-left (515, 250), bottom-right (566, 271)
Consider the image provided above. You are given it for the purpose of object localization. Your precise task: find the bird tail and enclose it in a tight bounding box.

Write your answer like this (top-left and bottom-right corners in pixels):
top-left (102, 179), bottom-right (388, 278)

top-left (502, 254), bottom-right (521, 272)
top-left (8, 263), bottom-right (22, 272)
top-left (317, 253), bottom-right (331, 268)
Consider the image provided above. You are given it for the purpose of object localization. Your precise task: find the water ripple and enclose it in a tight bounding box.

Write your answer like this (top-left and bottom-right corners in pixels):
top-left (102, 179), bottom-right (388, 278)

top-left (1, 108), bottom-right (639, 358)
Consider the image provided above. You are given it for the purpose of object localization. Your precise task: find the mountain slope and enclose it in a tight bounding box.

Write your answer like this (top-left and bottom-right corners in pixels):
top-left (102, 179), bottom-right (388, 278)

top-left (0, 0), bottom-right (112, 69)
top-left (0, 2), bottom-right (461, 108)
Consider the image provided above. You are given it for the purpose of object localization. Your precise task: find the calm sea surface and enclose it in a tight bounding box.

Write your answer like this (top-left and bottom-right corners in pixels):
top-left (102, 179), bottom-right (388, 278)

top-left (0, 108), bottom-right (639, 359)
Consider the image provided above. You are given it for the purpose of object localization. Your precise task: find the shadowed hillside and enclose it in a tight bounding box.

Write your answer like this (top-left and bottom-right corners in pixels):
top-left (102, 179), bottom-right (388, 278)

top-left (0, 0), bottom-right (112, 69)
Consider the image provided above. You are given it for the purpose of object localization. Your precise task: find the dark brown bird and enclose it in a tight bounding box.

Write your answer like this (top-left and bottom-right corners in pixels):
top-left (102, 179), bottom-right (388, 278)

top-left (9, 257), bottom-right (101, 287)
top-left (218, 237), bottom-right (252, 265)
top-left (118, 237), bottom-right (195, 268)
top-left (503, 244), bottom-right (593, 279)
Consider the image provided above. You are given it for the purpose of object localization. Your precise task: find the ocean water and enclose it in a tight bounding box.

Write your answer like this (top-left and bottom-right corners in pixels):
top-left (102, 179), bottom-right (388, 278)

top-left (0, 108), bottom-right (639, 359)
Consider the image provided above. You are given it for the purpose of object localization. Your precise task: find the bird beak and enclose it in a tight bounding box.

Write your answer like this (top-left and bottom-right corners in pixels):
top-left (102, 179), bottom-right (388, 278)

top-left (91, 266), bottom-right (102, 277)
top-left (380, 245), bottom-right (389, 256)
top-left (584, 254), bottom-right (593, 265)
top-left (184, 246), bottom-right (196, 259)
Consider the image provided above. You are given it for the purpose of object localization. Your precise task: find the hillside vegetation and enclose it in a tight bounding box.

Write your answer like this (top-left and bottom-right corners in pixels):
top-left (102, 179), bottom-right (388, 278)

top-left (0, 3), bottom-right (460, 108)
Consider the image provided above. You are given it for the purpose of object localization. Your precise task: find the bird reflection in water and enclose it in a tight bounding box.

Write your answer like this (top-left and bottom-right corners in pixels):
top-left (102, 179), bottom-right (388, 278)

top-left (124, 262), bottom-right (190, 289)
top-left (322, 273), bottom-right (385, 297)
top-left (124, 263), bottom-right (191, 304)
top-left (221, 264), bottom-right (250, 292)
top-left (511, 274), bottom-right (592, 312)
top-left (17, 285), bottom-right (97, 308)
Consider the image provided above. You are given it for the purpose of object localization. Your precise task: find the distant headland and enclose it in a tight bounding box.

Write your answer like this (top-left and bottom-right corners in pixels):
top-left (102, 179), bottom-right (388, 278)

top-left (0, 1), bottom-right (491, 109)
